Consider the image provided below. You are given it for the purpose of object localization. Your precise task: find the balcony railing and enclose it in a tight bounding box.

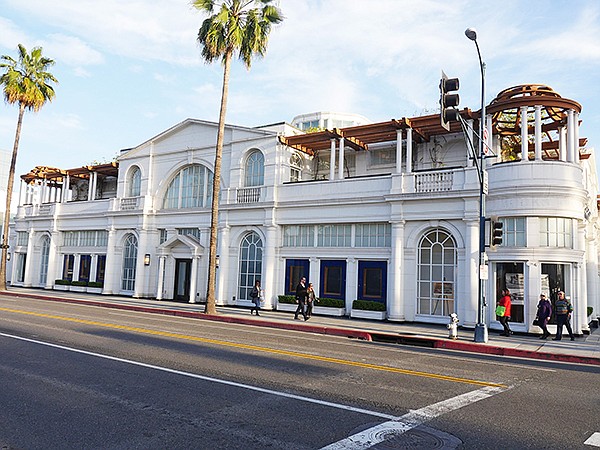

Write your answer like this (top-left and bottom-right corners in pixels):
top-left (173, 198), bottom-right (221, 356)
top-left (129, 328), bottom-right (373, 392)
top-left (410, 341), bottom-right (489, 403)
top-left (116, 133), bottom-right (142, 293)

top-left (414, 169), bottom-right (454, 193)
top-left (120, 197), bottom-right (140, 210)
top-left (236, 186), bottom-right (262, 204)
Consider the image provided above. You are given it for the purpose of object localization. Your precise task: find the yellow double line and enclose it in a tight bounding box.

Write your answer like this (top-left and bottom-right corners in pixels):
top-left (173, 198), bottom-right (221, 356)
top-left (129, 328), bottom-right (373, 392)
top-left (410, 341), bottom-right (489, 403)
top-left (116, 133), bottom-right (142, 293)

top-left (0, 306), bottom-right (506, 388)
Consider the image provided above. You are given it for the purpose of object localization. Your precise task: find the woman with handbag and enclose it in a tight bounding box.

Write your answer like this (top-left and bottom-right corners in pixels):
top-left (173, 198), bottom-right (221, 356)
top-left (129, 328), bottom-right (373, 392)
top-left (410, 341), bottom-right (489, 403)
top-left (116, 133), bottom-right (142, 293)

top-left (535, 293), bottom-right (552, 339)
top-left (497, 289), bottom-right (513, 336)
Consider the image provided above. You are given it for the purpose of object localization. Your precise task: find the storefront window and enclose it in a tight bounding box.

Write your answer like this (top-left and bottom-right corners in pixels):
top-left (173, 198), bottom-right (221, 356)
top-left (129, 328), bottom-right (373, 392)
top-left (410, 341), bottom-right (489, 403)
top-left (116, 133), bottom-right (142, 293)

top-left (495, 262), bottom-right (524, 323)
top-left (541, 263), bottom-right (570, 324)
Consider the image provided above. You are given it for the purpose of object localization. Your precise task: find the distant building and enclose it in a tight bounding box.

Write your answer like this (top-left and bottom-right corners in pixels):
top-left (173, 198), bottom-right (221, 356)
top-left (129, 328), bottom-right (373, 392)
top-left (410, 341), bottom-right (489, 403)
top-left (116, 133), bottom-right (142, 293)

top-left (8, 84), bottom-right (599, 335)
top-left (291, 111), bottom-right (371, 131)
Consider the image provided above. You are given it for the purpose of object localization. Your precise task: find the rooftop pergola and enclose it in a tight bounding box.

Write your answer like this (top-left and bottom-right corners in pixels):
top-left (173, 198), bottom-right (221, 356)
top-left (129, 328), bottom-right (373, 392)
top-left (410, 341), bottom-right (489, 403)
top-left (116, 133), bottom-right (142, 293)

top-left (21, 162), bottom-right (119, 185)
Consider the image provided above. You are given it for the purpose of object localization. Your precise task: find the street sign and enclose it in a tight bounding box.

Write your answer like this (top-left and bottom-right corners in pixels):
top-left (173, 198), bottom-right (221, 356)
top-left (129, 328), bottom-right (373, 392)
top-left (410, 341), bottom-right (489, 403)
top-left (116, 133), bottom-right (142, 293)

top-left (482, 170), bottom-right (488, 195)
top-left (480, 264), bottom-right (488, 280)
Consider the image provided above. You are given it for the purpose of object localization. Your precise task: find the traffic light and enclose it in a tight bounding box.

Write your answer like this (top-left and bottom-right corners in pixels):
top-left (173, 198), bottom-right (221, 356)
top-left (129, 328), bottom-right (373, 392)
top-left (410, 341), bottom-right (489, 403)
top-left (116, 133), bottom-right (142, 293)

top-left (440, 70), bottom-right (460, 131)
top-left (491, 220), bottom-right (503, 247)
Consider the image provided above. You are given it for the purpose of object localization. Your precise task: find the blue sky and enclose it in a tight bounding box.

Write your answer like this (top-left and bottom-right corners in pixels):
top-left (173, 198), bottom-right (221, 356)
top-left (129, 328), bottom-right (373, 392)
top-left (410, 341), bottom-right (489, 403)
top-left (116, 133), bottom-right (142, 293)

top-left (1, 0), bottom-right (600, 187)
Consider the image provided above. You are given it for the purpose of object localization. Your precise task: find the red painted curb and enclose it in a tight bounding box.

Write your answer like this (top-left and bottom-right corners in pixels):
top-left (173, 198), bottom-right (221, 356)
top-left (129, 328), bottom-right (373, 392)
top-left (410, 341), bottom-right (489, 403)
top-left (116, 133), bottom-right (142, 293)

top-left (0, 291), bottom-right (372, 342)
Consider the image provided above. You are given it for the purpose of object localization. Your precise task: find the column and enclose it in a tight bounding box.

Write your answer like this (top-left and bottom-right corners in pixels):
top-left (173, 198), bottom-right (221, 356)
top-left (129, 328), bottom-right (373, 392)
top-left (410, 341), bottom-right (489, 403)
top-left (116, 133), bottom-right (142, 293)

top-left (87, 172), bottom-right (93, 201)
top-left (62, 175), bottom-right (70, 202)
top-left (262, 225), bottom-right (277, 310)
top-left (189, 255), bottom-right (199, 303)
top-left (18, 180), bottom-right (23, 206)
top-left (486, 114), bottom-right (493, 156)
top-left (90, 254), bottom-right (98, 283)
top-left (45, 231), bottom-right (59, 289)
top-left (156, 256), bottom-right (166, 300)
top-left (134, 230), bottom-right (150, 298)
top-left (215, 225), bottom-right (230, 305)
top-left (406, 128), bottom-right (413, 173)
top-left (102, 229), bottom-right (118, 294)
top-left (559, 126), bottom-right (567, 161)
top-left (388, 221), bottom-right (405, 321)
top-left (329, 139), bottom-right (336, 181)
top-left (567, 109), bottom-right (575, 162)
top-left (23, 231), bottom-right (35, 287)
top-left (395, 129), bottom-right (403, 173)
top-left (338, 137), bottom-right (345, 180)
top-left (467, 120), bottom-right (474, 166)
top-left (576, 225), bottom-right (588, 333)
top-left (574, 112), bottom-right (580, 164)
top-left (534, 105), bottom-right (542, 161)
top-left (520, 106), bottom-right (528, 163)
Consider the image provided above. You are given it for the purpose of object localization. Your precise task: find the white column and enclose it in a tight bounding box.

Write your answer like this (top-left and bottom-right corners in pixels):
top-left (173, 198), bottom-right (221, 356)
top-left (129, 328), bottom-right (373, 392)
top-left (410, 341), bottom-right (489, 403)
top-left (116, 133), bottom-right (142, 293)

top-left (486, 114), bottom-right (493, 156)
top-left (102, 229), bottom-right (118, 294)
top-left (338, 137), bottom-right (345, 180)
top-left (534, 105), bottom-right (542, 161)
top-left (576, 225), bottom-right (588, 333)
top-left (467, 120), bottom-right (474, 166)
top-left (87, 173), bottom-right (93, 201)
top-left (45, 231), bottom-right (59, 289)
top-left (23, 231), bottom-right (35, 287)
top-left (567, 109), bottom-right (575, 162)
top-left (189, 256), bottom-right (199, 303)
top-left (40, 180), bottom-right (47, 205)
top-left (395, 129), bottom-right (403, 173)
top-left (215, 225), bottom-right (230, 305)
top-left (388, 222), bottom-right (405, 321)
top-left (406, 128), bottom-right (413, 173)
top-left (329, 139), bottom-right (336, 181)
top-left (62, 175), bottom-right (70, 202)
top-left (574, 112), bottom-right (580, 164)
top-left (156, 256), bottom-right (166, 300)
top-left (90, 254), bottom-right (98, 283)
top-left (559, 126), bottom-right (567, 161)
top-left (521, 106), bottom-right (529, 163)
top-left (262, 225), bottom-right (277, 310)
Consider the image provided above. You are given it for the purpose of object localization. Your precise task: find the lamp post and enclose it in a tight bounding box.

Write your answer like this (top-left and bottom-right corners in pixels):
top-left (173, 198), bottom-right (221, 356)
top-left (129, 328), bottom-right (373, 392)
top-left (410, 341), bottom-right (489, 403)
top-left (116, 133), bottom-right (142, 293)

top-left (465, 27), bottom-right (488, 343)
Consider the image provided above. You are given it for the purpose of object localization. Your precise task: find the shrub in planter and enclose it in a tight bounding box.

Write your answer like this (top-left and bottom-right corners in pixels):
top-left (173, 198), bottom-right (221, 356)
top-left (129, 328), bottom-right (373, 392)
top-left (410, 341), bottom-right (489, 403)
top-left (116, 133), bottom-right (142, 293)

top-left (588, 306), bottom-right (594, 317)
top-left (71, 280), bottom-right (88, 287)
top-left (55, 279), bottom-right (71, 285)
top-left (316, 297), bottom-right (345, 308)
top-left (278, 295), bottom-right (296, 304)
top-left (352, 300), bottom-right (386, 311)
top-left (88, 281), bottom-right (104, 288)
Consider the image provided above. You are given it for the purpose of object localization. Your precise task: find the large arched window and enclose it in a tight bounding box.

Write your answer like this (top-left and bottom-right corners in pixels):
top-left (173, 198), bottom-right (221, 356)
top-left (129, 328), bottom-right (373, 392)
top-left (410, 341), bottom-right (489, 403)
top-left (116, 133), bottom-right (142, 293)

top-left (238, 232), bottom-right (263, 301)
top-left (122, 234), bottom-right (138, 292)
top-left (39, 235), bottom-right (50, 286)
top-left (244, 150), bottom-right (264, 187)
top-left (128, 166), bottom-right (141, 197)
top-left (417, 229), bottom-right (457, 317)
top-left (163, 164), bottom-right (213, 209)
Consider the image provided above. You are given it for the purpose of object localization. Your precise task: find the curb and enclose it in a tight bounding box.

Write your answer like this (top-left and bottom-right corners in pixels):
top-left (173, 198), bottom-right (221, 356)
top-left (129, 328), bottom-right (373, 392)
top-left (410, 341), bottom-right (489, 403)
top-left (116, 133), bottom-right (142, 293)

top-left (3, 291), bottom-right (599, 366)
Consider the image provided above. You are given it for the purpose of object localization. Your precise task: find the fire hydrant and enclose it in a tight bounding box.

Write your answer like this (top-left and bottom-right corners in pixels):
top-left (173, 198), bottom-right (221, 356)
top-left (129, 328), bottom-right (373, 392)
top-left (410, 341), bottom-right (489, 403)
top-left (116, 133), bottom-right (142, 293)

top-left (447, 313), bottom-right (459, 339)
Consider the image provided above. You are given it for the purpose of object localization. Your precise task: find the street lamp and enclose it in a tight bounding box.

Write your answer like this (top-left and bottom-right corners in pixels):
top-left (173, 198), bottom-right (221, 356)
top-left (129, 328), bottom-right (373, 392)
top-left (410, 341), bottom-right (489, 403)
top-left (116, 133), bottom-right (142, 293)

top-left (465, 27), bottom-right (488, 343)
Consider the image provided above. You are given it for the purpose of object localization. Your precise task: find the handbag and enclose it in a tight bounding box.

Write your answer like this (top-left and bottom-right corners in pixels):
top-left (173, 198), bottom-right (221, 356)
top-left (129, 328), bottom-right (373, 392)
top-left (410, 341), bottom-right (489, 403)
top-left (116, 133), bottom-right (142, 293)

top-left (495, 305), bottom-right (506, 317)
top-left (532, 318), bottom-right (540, 326)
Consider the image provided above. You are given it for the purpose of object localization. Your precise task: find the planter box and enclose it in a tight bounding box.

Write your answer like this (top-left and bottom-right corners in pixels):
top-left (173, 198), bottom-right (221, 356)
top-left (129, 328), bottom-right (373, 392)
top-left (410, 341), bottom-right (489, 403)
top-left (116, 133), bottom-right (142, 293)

top-left (53, 284), bottom-right (70, 291)
top-left (87, 287), bottom-right (103, 294)
top-left (350, 309), bottom-right (387, 320)
top-left (277, 303), bottom-right (298, 312)
top-left (70, 285), bottom-right (86, 292)
top-left (313, 306), bottom-right (346, 317)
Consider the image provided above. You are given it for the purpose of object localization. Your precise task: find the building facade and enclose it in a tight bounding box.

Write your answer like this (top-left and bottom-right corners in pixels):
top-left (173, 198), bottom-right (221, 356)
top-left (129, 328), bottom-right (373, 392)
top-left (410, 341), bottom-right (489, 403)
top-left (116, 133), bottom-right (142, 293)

top-left (8, 85), bottom-right (600, 335)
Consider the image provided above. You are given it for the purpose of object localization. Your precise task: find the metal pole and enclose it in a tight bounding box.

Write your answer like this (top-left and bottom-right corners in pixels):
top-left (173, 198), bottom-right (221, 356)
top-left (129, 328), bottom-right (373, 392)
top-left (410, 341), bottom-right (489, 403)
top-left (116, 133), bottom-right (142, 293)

top-left (471, 37), bottom-right (488, 343)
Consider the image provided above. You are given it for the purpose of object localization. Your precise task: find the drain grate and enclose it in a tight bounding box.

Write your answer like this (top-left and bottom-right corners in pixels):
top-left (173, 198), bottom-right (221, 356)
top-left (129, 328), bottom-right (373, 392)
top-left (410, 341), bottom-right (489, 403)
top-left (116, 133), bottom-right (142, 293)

top-left (372, 425), bottom-right (462, 449)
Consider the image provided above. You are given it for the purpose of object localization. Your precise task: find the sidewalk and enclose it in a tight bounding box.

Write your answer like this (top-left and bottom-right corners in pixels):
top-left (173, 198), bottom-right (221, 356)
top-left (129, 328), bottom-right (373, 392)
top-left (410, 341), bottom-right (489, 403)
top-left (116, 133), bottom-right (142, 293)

top-left (2, 287), bottom-right (599, 366)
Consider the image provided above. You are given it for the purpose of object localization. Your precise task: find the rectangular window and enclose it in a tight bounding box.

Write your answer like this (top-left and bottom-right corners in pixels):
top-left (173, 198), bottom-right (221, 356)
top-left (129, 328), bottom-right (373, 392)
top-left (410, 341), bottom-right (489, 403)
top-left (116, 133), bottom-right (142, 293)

top-left (177, 228), bottom-right (201, 241)
top-left (17, 232), bottom-right (28, 246)
top-left (319, 260), bottom-right (346, 300)
top-left (284, 259), bottom-right (310, 296)
top-left (358, 260), bottom-right (387, 303)
top-left (15, 253), bottom-right (26, 283)
top-left (369, 146), bottom-right (396, 166)
top-left (495, 262), bottom-right (524, 324)
top-left (355, 223), bottom-right (391, 247)
top-left (317, 224), bottom-right (351, 247)
top-left (283, 225), bottom-right (314, 247)
top-left (159, 229), bottom-right (168, 244)
top-left (540, 217), bottom-right (573, 248)
top-left (63, 231), bottom-right (78, 246)
top-left (62, 230), bottom-right (108, 247)
top-left (96, 255), bottom-right (106, 283)
top-left (62, 254), bottom-right (74, 281)
top-left (79, 255), bottom-right (91, 282)
top-left (499, 217), bottom-right (526, 247)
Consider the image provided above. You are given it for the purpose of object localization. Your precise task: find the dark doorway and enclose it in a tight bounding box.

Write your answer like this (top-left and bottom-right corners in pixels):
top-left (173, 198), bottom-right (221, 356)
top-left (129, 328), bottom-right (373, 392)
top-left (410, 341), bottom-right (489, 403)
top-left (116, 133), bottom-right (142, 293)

top-left (174, 259), bottom-right (192, 302)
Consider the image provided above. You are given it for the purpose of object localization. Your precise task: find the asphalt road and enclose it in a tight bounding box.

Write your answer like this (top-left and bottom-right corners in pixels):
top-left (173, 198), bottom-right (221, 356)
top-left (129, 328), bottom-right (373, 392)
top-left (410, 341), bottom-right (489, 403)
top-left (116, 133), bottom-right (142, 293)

top-left (0, 295), bottom-right (599, 449)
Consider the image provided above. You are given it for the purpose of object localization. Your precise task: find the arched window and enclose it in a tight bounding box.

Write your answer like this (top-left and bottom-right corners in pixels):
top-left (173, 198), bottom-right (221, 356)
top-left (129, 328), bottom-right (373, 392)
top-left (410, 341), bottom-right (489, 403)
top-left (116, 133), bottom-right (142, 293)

top-left (238, 232), bottom-right (263, 301)
top-left (244, 150), bottom-right (264, 187)
top-left (290, 153), bottom-right (302, 182)
top-left (128, 166), bottom-right (141, 197)
top-left (122, 234), bottom-right (138, 292)
top-left (417, 229), bottom-right (456, 317)
top-left (163, 164), bottom-right (213, 209)
top-left (39, 235), bottom-right (50, 286)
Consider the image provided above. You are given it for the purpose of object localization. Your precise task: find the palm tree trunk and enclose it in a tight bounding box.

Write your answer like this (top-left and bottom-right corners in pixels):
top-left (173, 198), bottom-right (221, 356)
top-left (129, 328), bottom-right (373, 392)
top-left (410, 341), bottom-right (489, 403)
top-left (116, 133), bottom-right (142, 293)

top-left (0, 103), bottom-right (25, 290)
top-left (205, 50), bottom-right (232, 314)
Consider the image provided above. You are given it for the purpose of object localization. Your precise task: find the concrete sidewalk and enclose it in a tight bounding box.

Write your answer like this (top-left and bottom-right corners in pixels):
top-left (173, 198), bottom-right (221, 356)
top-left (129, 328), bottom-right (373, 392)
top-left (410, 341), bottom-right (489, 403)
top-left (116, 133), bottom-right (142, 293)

top-left (2, 287), bottom-right (599, 366)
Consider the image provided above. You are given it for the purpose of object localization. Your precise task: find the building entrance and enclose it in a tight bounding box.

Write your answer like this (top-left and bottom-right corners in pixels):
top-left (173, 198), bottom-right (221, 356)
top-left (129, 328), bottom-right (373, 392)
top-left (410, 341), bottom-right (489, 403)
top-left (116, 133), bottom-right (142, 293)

top-left (174, 258), bottom-right (192, 302)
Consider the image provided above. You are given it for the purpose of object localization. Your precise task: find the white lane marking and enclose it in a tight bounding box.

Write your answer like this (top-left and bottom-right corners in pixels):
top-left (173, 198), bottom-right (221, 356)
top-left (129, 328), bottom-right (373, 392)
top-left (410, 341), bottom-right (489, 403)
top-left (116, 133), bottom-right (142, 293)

top-left (585, 432), bottom-right (600, 447)
top-left (0, 332), bottom-right (395, 420)
top-left (322, 385), bottom-right (509, 449)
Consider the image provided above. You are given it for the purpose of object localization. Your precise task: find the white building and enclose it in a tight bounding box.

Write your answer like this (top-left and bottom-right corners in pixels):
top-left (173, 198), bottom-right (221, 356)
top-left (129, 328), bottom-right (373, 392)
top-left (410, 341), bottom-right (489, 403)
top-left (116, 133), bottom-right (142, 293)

top-left (9, 84), bottom-right (600, 335)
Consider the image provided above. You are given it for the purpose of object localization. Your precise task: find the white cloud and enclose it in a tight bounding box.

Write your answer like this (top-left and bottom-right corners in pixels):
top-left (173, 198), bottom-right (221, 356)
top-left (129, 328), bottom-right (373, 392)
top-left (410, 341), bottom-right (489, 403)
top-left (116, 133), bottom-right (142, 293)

top-left (42, 34), bottom-right (104, 67)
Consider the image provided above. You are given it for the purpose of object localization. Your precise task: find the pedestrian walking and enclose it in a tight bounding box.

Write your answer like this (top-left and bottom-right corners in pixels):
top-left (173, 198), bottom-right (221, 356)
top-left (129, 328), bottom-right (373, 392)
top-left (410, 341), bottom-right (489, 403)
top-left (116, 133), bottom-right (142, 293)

top-left (249, 280), bottom-right (262, 316)
top-left (535, 293), bottom-right (552, 339)
top-left (294, 277), bottom-right (308, 321)
top-left (305, 283), bottom-right (317, 319)
top-left (497, 289), bottom-right (513, 336)
top-left (553, 291), bottom-right (575, 341)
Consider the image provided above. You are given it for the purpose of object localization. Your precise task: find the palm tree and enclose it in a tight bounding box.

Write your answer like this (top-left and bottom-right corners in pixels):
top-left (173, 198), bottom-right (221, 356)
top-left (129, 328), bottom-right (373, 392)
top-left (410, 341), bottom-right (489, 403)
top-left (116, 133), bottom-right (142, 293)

top-left (0, 44), bottom-right (57, 290)
top-left (193, 0), bottom-right (283, 314)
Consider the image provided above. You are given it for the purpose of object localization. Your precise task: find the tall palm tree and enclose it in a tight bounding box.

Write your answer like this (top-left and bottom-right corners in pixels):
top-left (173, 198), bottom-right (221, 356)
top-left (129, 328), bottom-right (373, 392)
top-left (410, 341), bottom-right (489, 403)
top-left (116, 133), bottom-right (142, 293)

top-left (0, 44), bottom-right (57, 290)
top-left (193, 0), bottom-right (283, 314)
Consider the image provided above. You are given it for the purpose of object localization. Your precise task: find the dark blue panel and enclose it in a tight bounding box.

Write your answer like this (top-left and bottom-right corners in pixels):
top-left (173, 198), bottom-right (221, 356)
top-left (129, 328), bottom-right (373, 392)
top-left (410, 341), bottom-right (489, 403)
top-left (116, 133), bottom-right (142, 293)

top-left (357, 260), bottom-right (387, 304)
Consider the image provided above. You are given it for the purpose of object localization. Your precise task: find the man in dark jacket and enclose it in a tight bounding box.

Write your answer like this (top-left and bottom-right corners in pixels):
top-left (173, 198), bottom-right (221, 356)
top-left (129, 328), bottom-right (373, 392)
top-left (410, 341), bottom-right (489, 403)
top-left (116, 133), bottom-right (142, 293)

top-left (294, 277), bottom-right (308, 321)
top-left (536, 293), bottom-right (552, 339)
top-left (553, 291), bottom-right (575, 341)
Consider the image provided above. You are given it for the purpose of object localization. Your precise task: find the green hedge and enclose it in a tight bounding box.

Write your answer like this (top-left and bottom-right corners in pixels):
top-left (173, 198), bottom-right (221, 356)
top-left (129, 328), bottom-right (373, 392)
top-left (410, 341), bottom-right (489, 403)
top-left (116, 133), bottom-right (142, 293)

top-left (71, 280), bottom-right (88, 287)
top-left (278, 295), bottom-right (296, 304)
top-left (88, 281), bottom-right (103, 288)
top-left (55, 279), bottom-right (71, 285)
top-left (352, 300), bottom-right (386, 311)
top-left (316, 297), bottom-right (345, 308)
top-left (588, 306), bottom-right (594, 317)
